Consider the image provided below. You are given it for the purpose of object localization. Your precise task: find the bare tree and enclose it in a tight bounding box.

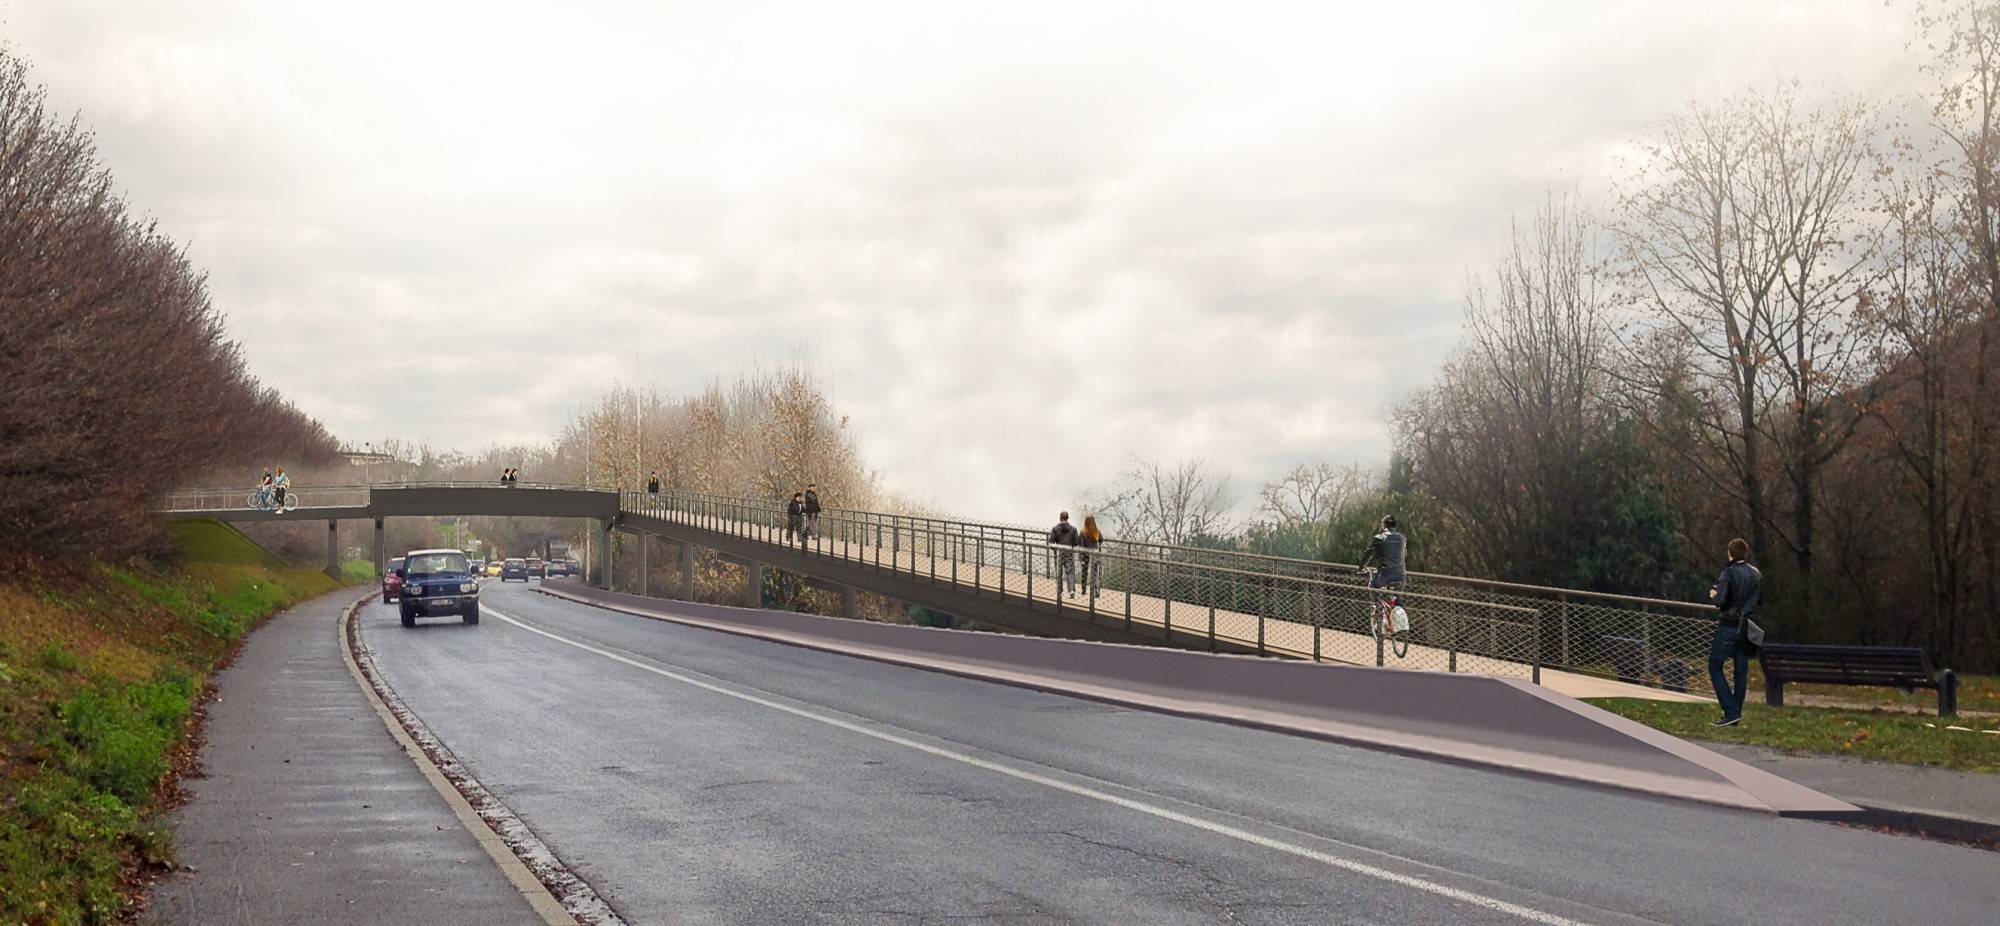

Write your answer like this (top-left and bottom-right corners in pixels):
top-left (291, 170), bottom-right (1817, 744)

top-left (1614, 86), bottom-right (1879, 622)
top-left (1087, 458), bottom-right (1234, 546)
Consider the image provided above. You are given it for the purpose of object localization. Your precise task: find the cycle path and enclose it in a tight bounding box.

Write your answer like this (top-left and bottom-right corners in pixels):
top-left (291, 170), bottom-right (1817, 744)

top-left (146, 587), bottom-right (556, 926)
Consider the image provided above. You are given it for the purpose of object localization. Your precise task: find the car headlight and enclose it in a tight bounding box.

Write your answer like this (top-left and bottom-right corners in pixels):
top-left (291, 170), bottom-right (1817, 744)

top-left (404, 584), bottom-right (420, 596)
top-left (460, 582), bottom-right (476, 593)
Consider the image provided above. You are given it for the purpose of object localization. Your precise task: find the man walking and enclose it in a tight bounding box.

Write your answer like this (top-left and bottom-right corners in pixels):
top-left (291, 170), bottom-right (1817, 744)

top-left (647, 471), bottom-right (661, 494)
top-left (803, 483), bottom-right (822, 539)
top-left (1047, 511), bottom-right (1081, 598)
top-left (1707, 537), bottom-right (1762, 727)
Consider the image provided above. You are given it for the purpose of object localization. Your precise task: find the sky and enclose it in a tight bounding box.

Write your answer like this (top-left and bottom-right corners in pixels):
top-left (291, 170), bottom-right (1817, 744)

top-left (3, 0), bottom-right (1932, 523)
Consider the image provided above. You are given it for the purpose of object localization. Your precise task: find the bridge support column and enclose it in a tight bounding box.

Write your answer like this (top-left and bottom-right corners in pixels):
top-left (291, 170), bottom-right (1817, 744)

top-left (372, 518), bottom-right (384, 577)
top-left (593, 520), bottom-right (612, 589)
top-left (745, 560), bottom-right (763, 609)
top-left (638, 532), bottom-right (649, 597)
top-left (842, 584), bottom-right (857, 619)
top-left (680, 542), bottom-right (695, 600)
top-left (325, 520), bottom-right (340, 581)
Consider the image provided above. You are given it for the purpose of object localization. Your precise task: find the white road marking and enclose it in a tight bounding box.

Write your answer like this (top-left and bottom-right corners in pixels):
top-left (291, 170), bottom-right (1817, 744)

top-left (486, 606), bottom-right (1601, 926)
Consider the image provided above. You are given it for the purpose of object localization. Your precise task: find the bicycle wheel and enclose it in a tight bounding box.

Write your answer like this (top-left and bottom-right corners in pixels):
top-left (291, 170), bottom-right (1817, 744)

top-left (246, 492), bottom-right (260, 509)
top-left (1389, 622), bottom-right (1409, 659)
top-left (280, 493), bottom-right (298, 512)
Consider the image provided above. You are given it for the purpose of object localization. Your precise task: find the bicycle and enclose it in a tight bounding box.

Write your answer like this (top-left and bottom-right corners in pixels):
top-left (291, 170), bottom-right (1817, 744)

top-left (1360, 567), bottom-right (1410, 659)
top-left (245, 487), bottom-right (298, 513)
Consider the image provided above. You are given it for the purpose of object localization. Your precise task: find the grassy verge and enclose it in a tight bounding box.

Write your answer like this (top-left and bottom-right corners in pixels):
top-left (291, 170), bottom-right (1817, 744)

top-left (0, 519), bottom-right (343, 925)
top-left (1585, 697), bottom-right (2000, 773)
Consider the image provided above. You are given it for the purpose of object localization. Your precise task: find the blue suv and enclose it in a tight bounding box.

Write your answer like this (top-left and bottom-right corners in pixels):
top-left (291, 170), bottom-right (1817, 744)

top-left (397, 548), bottom-right (480, 627)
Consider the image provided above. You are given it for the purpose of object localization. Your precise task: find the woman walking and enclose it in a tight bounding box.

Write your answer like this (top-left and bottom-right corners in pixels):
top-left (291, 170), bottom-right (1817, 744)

top-left (1079, 515), bottom-right (1103, 601)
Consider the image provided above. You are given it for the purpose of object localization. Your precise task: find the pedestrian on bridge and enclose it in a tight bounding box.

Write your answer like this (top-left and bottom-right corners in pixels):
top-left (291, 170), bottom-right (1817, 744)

top-left (273, 466), bottom-right (289, 507)
top-left (804, 483), bottom-right (822, 539)
top-left (647, 471), bottom-right (661, 494)
top-left (1079, 515), bottom-right (1102, 600)
top-left (786, 492), bottom-right (807, 544)
top-left (1048, 512), bottom-right (1081, 598)
top-left (1706, 537), bottom-right (1762, 727)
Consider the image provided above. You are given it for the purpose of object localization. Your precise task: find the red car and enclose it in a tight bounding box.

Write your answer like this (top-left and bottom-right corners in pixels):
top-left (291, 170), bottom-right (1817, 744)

top-left (381, 557), bottom-right (406, 603)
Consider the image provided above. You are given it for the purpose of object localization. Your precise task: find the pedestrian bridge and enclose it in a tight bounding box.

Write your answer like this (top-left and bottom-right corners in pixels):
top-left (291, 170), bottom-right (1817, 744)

top-left (160, 482), bottom-right (1711, 701)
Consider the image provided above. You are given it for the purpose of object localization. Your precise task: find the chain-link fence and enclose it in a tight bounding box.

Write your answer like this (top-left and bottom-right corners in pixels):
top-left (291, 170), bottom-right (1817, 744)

top-left (631, 490), bottom-right (1550, 682)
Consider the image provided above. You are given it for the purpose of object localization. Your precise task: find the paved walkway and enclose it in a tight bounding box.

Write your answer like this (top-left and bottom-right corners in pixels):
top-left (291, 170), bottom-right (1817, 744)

top-left (1705, 742), bottom-right (2000, 839)
top-left (147, 587), bottom-right (551, 926)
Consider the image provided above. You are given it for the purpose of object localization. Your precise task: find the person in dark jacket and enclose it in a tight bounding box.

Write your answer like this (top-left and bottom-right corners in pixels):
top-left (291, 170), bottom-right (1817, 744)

top-left (786, 492), bottom-right (806, 544)
top-left (1707, 537), bottom-right (1762, 726)
top-left (647, 471), bottom-right (661, 494)
top-left (1357, 516), bottom-right (1407, 589)
top-left (803, 483), bottom-right (822, 539)
top-left (1048, 511), bottom-right (1081, 598)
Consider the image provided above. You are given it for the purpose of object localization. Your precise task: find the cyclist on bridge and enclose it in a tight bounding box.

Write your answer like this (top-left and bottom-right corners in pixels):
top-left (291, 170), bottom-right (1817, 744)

top-left (1357, 515), bottom-right (1406, 591)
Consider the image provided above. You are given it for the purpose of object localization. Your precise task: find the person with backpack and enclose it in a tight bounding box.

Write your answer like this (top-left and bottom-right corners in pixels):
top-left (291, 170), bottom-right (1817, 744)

top-left (1047, 511), bottom-right (1081, 598)
top-left (803, 483), bottom-right (822, 539)
top-left (1707, 537), bottom-right (1763, 727)
top-left (647, 471), bottom-right (661, 494)
top-left (273, 466), bottom-right (290, 507)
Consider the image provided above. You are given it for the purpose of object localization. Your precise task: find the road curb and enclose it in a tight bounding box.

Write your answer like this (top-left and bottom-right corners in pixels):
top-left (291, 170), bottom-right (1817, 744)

top-left (338, 592), bottom-right (622, 925)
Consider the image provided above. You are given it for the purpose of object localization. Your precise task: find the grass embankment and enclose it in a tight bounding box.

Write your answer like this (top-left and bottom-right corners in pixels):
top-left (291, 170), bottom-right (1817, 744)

top-left (1588, 672), bottom-right (2000, 773)
top-left (0, 519), bottom-right (341, 925)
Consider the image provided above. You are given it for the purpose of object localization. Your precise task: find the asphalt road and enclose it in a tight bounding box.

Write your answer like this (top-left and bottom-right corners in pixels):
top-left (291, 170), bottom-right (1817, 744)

top-left (356, 580), bottom-right (2000, 926)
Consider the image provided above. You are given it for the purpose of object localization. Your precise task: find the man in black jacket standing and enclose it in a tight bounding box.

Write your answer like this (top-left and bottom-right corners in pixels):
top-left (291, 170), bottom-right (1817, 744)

top-left (1707, 537), bottom-right (1762, 727)
top-left (803, 484), bottom-right (822, 539)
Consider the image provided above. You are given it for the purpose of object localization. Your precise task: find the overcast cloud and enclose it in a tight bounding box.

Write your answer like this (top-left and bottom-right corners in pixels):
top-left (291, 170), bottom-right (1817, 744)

top-left (5, 0), bottom-right (1927, 522)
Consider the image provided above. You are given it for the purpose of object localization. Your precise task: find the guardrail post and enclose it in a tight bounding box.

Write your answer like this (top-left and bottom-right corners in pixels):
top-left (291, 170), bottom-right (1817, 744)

top-left (1207, 601), bottom-right (1216, 652)
top-left (1533, 606), bottom-right (1543, 685)
top-left (975, 536), bottom-right (983, 593)
top-left (1376, 627), bottom-right (1385, 667)
top-left (1559, 593), bottom-right (1570, 670)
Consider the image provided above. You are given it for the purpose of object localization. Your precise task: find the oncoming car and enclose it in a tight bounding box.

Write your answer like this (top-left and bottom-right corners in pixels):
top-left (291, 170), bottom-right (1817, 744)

top-left (396, 548), bottom-right (480, 627)
top-left (500, 558), bottom-right (529, 582)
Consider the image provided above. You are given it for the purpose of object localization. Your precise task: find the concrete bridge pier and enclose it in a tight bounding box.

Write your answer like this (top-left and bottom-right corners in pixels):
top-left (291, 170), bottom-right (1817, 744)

top-left (637, 531), bottom-right (649, 597)
top-left (372, 518), bottom-right (384, 578)
top-left (842, 584), bottom-right (857, 619)
top-left (680, 542), bottom-right (695, 600)
top-left (325, 520), bottom-right (340, 581)
top-left (593, 519), bottom-right (612, 589)
top-left (745, 560), bottom-right (763, 608)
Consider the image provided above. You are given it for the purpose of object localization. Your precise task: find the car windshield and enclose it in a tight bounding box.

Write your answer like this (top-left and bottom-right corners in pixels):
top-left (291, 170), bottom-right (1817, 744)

top-left (387, 558), bottom-right (405, 571)
top-left (406, 552), bottom-right (469, 577)
top-left (506, 559), bottom-right (524, 566)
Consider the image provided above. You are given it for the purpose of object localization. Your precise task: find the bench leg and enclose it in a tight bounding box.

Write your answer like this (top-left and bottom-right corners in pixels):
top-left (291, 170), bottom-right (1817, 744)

top-left (1765, 677), bottom-right (1784, 707)
top-left (1939, 669), bottom-right (1957, 718)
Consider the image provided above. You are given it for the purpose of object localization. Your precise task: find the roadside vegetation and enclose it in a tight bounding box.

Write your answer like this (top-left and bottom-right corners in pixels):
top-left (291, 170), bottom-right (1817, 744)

top-left (0, 520), bottom-right (341, 925)
top-left (1587, 672), bottom-right (2000, 772)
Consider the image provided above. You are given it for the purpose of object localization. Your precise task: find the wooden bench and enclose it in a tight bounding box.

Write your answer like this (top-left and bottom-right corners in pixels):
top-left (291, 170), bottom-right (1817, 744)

top-left (1758, 644), bottom-right (1958, 716)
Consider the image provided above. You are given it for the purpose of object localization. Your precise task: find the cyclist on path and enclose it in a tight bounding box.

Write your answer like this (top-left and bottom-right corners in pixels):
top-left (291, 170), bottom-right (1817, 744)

top-left (256, 468), bottom-right (274, 507)
top-left (1357, 515), bottom-right (1406, 591)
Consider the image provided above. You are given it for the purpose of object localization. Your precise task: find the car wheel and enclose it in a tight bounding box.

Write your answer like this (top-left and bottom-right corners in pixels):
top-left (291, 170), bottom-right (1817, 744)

top-left (400, 608), bottom-right (415, 628)
top-left (463, 607), bottom-right (479, 625)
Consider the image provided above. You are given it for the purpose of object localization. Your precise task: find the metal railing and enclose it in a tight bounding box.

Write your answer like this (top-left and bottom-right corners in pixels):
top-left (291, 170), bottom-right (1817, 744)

top-left (624, 490), bottom-right (1548, 682)
top-left (157, 482), bottom-right (1715, 691)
